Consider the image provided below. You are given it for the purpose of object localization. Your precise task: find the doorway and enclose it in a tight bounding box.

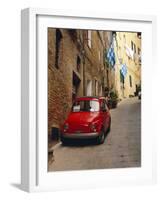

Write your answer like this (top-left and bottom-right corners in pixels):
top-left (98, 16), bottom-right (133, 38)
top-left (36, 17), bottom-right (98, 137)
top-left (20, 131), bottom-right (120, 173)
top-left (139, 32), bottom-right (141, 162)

top-left (72, 71), bottom-right (81, 102)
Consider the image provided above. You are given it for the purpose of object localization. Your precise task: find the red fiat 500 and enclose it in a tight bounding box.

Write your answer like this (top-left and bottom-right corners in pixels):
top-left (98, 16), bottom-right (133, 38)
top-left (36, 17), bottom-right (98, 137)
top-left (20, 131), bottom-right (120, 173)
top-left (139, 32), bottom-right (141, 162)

top-left (60, 96), bottom-right (111, 144)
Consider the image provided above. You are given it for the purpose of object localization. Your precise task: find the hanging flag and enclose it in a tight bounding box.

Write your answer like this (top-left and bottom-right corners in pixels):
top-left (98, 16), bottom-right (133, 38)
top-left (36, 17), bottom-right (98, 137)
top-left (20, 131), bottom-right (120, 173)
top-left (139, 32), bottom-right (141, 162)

top-left (107, 45), bottom-right (116, 68)
top-left (124, 44), bottom-right (134, 60)
top-left (120, 64), bottom-right (127, 78)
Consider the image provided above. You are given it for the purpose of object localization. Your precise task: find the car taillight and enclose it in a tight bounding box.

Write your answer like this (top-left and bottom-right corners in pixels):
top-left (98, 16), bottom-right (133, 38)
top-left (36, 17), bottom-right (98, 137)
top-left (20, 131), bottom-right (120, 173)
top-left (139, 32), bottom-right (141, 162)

top-left (63, 123), bottom-right (69, 131)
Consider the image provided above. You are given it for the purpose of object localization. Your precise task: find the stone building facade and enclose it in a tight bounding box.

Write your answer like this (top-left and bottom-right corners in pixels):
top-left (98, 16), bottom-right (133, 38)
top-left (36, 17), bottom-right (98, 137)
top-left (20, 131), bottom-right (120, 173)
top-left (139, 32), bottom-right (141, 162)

top-left (48, 28), bottom-right (112, 138)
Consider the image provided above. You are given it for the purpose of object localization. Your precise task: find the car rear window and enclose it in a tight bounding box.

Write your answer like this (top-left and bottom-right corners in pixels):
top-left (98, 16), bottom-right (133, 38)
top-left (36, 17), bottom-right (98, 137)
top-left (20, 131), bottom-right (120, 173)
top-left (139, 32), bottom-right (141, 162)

top-left (72, 100), bottom-right (99, 112)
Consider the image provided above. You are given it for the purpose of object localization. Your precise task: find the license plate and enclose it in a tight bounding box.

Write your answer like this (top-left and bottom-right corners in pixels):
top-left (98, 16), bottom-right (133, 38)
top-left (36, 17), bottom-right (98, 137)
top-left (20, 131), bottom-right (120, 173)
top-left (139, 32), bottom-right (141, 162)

top-left (75, 130), bottom-right (82, 134)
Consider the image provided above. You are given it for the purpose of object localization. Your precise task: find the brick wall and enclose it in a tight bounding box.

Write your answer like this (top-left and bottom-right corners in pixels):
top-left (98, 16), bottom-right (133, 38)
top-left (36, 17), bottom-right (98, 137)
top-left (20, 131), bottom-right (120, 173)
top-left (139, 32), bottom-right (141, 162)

top-left (48, 28), bottom-right (83, 137)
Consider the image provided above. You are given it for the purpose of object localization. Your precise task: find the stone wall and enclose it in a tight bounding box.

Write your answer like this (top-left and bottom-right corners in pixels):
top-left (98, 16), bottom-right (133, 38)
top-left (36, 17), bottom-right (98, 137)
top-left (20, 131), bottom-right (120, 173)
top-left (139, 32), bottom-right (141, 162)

top-left (48, 28), bottom-right (112, 138)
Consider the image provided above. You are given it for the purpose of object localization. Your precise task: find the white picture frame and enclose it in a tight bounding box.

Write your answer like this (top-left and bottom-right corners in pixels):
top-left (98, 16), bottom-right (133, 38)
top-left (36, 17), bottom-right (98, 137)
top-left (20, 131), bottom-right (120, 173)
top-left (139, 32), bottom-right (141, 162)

top-left (21, 8), bottom-right (157, 192)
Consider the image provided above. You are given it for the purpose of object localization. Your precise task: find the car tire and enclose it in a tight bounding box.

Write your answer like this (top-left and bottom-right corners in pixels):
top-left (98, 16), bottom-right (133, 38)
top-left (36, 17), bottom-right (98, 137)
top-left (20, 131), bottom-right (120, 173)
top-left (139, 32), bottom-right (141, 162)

top-left (60, 137), bottom-right (68, 146)
top-left (97, 130), bottom-right (105, 145)
top-left (107, 117), bottom-right (111, 133)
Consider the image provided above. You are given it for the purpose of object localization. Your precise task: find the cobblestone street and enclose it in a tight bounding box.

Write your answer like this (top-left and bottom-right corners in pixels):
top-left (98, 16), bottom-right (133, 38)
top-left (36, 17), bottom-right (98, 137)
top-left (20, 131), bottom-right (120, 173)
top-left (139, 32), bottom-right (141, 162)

top-left (48, 97), bottom-right (141, 172)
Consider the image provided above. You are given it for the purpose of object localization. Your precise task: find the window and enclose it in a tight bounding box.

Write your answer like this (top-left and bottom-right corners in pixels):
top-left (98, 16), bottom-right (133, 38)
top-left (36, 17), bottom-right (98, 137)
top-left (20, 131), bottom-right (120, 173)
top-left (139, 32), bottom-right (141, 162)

top-left (138, 48), bottom-right (141, 64)
top-left (55, 29), bottom-right (62, 69)
top-left (77, 56), bottom-right (81, 72)
top-left (137, 32), bottom-right (141, 39)
top-left (131, 41), bottom-right (136, 53)
top-left (68, 29), bottom-right (77, 41)
top-left (123, 34), bottom-right (126, 43)
top-left (120, 70), bottom-right (124, 84)
top-left (129, 75), bottom-right (132, 87)
top-left (87, 30), bottom-right (92, 48)
top-left (134, 44), bottom-right (136, 53)
top-left (72, 100), bottom-right (99, 112)
top-left (131, 41), bottom-right (134, 50)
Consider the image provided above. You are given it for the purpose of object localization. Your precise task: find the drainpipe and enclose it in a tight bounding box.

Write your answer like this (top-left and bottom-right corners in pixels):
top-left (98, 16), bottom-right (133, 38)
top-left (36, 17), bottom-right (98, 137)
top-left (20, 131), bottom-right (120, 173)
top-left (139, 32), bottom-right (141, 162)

top-left (82, 33), bottom-right (86, 96)
top-left (83, 52), bottom-right (85, 96)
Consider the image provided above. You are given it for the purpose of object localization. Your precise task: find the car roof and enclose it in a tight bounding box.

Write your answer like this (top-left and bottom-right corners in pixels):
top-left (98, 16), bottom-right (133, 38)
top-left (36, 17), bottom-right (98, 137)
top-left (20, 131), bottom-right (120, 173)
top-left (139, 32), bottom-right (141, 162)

top-left (75, 96), bottom-right (105, 101)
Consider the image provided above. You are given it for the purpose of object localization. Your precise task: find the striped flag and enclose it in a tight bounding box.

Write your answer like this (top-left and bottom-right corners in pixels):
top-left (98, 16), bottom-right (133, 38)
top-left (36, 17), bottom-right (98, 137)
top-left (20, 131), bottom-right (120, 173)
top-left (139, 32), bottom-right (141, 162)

top-left (120, 64), bottom-right (127, 78)
top-left (107, 45), bottom-right (116, 68)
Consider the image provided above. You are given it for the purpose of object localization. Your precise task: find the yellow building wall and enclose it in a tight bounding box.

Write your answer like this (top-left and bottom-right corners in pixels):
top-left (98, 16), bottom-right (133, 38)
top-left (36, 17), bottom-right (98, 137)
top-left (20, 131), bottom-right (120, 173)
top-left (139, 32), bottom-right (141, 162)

top-left (114, 32), bottom-right (141, 99)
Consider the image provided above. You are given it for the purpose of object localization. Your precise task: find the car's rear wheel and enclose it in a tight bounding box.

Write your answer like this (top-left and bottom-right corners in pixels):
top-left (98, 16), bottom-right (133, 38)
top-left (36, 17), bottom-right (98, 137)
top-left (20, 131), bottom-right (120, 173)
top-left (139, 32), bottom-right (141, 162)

top-left (60, 137), bottom-right (68, 146)
top-left (97, 130), bottom-right (105, 144)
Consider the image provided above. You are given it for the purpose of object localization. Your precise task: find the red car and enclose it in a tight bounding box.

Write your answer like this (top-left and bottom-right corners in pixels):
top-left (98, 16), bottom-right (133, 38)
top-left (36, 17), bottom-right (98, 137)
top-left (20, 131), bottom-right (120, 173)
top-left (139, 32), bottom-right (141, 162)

top-left (60, 96), bottom-right (111, 145)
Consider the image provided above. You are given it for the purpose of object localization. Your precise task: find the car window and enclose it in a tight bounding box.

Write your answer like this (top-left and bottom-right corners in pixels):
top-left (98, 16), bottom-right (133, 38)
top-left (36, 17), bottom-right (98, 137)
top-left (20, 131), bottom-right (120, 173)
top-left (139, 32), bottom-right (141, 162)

top-left (72, 100), bottom-right (99, 112)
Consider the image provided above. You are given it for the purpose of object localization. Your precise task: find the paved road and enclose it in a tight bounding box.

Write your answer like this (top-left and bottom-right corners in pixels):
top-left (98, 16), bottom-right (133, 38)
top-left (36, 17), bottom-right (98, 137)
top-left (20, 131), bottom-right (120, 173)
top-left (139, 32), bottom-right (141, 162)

top-left (48, 97), bottom-right (141, 172)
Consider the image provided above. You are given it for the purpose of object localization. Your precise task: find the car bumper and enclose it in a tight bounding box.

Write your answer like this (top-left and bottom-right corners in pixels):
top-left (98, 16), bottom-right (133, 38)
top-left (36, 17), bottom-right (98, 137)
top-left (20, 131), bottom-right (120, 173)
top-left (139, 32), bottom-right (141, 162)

top-left (61, 132), bottom-right (99, 139)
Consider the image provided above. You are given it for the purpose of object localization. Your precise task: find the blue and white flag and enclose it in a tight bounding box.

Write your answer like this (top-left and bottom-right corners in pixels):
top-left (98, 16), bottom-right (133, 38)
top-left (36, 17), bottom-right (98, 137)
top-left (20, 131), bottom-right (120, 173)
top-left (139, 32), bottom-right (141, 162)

top-left (120, 64), bottom-right (127, 78)
top-left (107, 45), bottom-right (116, 68)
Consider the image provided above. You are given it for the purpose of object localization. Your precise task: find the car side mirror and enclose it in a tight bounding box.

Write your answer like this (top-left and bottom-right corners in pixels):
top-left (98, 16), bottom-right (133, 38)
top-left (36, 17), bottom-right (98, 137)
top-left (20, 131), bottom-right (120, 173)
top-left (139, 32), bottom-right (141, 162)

top-left (101, 107), bottom-right (107, 112)
top-left (107, 102), bottom-right (111, 110)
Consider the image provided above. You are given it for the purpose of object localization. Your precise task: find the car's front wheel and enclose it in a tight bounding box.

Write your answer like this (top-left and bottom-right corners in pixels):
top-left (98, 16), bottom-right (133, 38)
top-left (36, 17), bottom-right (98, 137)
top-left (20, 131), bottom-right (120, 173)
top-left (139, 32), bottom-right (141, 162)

top-left (96, 130), bottom-right (105, 144)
